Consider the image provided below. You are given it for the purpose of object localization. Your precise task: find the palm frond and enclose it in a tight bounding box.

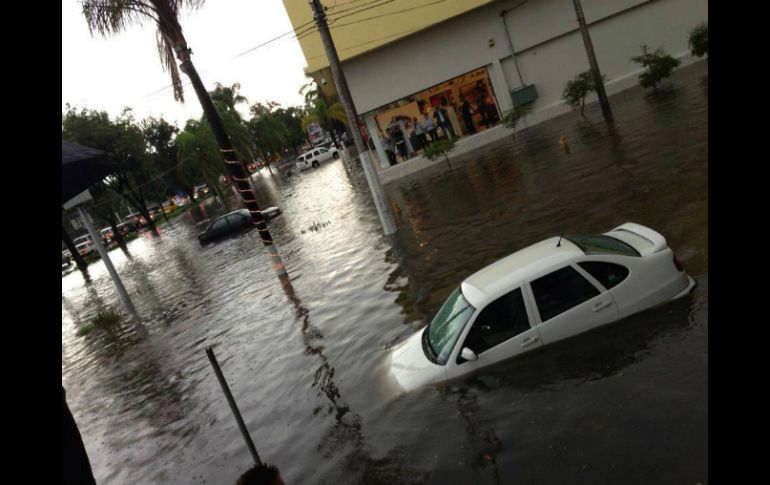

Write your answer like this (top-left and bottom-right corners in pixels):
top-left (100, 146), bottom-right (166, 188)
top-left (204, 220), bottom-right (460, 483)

top-left (157, 30), bottom-right (185, 102)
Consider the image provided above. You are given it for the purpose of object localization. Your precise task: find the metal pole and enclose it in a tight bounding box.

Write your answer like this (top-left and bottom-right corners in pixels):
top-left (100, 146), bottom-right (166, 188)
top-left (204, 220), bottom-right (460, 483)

top-left (500, 10), bottom-right (525, 86)
top-left (309, 0), bottom-right (398, 236)
top-left (205, 347), bottom-right (262, 466)
top-left (572, 0), bottom-right (613, 123)
top-left (76, 205), bottom-right (137, 319)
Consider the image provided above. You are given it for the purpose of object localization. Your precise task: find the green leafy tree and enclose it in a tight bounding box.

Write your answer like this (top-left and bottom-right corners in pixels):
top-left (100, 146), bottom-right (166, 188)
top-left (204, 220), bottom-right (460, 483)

top-left (689, 22), bottom-right (708, 58)
top-left (631, 45), bottom-right (681, 91)
top-left (501, 104), bottom-right (533, 142)
top-left (175, 119), bottom-right (232, 210)
top-left (562, 71), bottom-right (607, 116)
top-left (62, 106), bottom-right (161, 235)
top-left (423, 138), bottom-right (456, 169)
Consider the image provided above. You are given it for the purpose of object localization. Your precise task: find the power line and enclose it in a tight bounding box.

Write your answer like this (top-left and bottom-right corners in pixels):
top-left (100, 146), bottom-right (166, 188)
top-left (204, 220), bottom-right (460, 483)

top-left (141, 0), bottom-right (447, 103)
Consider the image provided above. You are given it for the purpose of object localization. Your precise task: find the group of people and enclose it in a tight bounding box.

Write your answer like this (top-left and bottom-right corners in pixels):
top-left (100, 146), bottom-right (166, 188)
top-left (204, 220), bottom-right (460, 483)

top-left (459, 82), bottom-right (500, 135)
top-left (380, 103), bottom-right (457, 165)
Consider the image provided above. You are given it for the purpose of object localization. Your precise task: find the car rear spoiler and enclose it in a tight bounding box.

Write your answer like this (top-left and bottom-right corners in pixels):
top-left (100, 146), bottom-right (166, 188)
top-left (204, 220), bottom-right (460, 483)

top-left (604, 222), bottom-right (668, 256)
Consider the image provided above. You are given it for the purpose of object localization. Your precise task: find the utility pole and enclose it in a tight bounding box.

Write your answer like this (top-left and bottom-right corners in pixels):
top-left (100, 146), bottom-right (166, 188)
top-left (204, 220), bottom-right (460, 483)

top-left (308, 0), bottom-right (397, 236)
top-left (572, 0), bottom-right (613, 124)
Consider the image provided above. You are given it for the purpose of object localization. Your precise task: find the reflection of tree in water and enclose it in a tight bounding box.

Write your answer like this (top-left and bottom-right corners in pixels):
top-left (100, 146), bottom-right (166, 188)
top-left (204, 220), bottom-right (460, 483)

top-left (76, 320), bottom-right (199, 460)
top-left (277, 274), bottom-right (426, 484)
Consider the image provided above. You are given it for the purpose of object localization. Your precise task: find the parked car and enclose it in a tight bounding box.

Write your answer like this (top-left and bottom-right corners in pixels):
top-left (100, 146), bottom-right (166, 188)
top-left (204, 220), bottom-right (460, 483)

top-left (116, 222), bottom-right (137, 235)
top-left (99, 227), bottom-right (114, 245)
top-left (198, 207), bottom-right (282, 245)
top-left (74, 238), bottom-right (96, 257)
top-left (389, 223), bottom-right (697, 392)
top-left (295, 146), bottom-right (340, 171)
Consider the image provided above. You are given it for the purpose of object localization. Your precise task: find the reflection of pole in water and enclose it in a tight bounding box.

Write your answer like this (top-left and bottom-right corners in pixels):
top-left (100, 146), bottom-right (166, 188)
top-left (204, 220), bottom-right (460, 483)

top-left (277, 272), bottom-right (355, 422)
top-left (451, 387), bottom-right (503, 484)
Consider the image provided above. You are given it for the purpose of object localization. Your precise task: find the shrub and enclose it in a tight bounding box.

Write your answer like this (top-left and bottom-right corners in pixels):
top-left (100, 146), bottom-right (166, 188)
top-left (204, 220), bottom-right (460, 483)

top-left (562, 71), bottom-right (606, 115)
top-left (631, 45), bottom-right (681, 90)
top-left (689, 22), bottom-right (708, 58)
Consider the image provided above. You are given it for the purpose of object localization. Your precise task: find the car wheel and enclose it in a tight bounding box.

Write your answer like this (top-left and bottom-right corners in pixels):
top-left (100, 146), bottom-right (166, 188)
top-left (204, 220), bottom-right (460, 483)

top-left (312, 161), bottom-right (320, 168)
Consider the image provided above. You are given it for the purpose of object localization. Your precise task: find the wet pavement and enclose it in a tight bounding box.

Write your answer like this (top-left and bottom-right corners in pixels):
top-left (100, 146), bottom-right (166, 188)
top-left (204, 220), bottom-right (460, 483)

top-left (62, 61), bottom-right (707, 484)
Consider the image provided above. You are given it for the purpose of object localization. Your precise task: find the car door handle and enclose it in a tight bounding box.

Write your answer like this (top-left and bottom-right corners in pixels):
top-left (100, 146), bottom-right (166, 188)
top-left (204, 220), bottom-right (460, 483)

top-left (521, 336), bottom-right (539, 347)
top-left (593, 301), bottom-right (612, 312)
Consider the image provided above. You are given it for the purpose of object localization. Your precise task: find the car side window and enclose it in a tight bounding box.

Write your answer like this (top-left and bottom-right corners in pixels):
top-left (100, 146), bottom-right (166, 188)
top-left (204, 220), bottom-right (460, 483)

top-left (313, 150), bottom-right (320, 157)
top-left (211, 218), bottom-right (229, 232)
top-left (462, 288), bottom-right (531, 357)
top-left (531, 266), bottom-right (600, 322)
top-left (578, 262), bottom-right (629, 290)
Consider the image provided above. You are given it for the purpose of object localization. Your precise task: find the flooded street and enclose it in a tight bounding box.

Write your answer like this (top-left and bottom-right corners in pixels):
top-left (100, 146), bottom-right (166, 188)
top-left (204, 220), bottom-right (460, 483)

top-left (62, 62), bottom-right (707, 484)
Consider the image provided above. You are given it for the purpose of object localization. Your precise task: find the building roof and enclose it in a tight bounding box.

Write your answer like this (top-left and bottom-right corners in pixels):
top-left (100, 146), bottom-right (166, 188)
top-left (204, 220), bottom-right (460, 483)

top-left (282, 0), bottom-right (493, 73)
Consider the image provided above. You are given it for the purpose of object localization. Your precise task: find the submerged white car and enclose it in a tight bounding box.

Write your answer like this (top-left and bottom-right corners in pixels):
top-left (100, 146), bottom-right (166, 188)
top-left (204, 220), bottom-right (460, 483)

top-left (389, 223), bottom-right (696, 392)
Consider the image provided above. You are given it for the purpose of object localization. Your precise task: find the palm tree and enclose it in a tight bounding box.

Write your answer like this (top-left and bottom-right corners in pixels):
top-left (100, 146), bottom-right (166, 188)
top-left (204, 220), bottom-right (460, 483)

top-left (82, 0), bottom-right (282, 269)
top-left (210, 82), bottom-right (247, 121)
top-left (302, 99), bottom-right (347, 149)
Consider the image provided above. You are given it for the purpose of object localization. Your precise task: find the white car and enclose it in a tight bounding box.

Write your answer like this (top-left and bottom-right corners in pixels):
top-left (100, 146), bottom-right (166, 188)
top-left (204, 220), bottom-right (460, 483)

top-left (389, 223), bottom-right (697, 392)
top-left (295, 146), bottom-right (339, 170)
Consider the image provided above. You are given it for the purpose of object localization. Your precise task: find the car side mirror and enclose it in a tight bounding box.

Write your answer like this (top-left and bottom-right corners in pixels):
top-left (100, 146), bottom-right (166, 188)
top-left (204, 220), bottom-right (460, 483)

top-left (461, 347), bottom-right (478, 362)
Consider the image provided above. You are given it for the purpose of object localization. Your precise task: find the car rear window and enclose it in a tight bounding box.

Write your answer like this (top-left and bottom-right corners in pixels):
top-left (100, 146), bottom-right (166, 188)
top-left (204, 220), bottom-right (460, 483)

top-left (565, 235), bottom-right (640, 257)
top-left (578, 262), bottom-right (630, 290)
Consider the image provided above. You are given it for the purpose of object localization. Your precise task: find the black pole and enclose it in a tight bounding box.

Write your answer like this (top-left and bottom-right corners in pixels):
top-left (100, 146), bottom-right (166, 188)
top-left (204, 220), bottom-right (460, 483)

top-left (205, 347), bottom-right (262, 466)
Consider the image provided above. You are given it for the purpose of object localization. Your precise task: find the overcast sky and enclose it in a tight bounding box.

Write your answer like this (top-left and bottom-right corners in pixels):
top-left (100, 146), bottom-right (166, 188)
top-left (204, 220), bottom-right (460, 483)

top-left (62, 0), bottom-right (310, 126)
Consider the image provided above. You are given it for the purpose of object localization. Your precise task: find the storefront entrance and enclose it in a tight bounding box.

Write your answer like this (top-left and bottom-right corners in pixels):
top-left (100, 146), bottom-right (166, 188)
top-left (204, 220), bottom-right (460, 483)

top-left (366, 66), bottom-right (502, 163)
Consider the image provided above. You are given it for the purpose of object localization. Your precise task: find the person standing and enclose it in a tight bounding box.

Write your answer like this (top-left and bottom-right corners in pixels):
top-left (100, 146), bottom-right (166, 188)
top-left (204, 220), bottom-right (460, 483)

top-left (433, 103), bottom-right (455, 139)
top-left (381, 131), bottom-right (397, 165)
top-left (412, 117), bottom-right (428, 150)
top-left (422, 113), bottom-right (437, 144)
top-left (460, 94), bottom-right (477, 135)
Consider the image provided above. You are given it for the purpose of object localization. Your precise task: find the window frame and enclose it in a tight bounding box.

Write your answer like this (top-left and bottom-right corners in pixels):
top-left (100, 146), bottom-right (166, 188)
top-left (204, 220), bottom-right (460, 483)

top-left (576, 261), bottom-right (631, 291)
top-left (457, 285), bottom-right (536, 360)
top-left (526, 264), bottom-right (606, 324)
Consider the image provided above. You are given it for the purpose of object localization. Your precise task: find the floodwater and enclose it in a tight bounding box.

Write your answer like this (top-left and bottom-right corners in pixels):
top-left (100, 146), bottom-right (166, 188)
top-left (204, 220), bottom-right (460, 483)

top-left (62, 62), bottom-right (707, 484)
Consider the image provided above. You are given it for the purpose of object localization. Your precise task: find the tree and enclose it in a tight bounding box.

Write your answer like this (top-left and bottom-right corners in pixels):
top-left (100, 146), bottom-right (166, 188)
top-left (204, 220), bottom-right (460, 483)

top-left (562, 71), bottom-right (607, 116)
top-left (423, 139), bottom-right (456, 169)
top-left (176, 119), bottom-right (232, 210)
top-left (302, 99), bottom-right (347, 149)
top-left (631, 45), bottom-right (681, 91)
top-left (82, 0), bottom-right (282, 267)
top-left (141, 116), bottom-right (196, 202)
top-left (210, 82), bottom-right (248, 121)
top-left (501, 104), bottom-right (533, 142)
top-left (62, 106), bottom-right (162, 236)
top-left (689, 22), bottom-right (708, 58)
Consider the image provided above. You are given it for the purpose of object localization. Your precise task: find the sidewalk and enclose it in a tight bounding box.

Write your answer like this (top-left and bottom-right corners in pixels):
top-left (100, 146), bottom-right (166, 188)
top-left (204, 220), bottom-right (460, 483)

top-left (376, 124), bottom-right (512, 185)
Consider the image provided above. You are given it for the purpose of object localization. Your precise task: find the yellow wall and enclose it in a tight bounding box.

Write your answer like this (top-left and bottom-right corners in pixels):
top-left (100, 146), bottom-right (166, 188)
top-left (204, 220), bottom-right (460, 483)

top-left (282, 0), bottom-right (492, 73)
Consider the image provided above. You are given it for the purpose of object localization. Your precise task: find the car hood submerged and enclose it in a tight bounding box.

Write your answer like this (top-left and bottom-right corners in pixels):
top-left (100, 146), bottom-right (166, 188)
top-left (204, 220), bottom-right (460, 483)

top-left (389, 329), bottom-right (446, 392)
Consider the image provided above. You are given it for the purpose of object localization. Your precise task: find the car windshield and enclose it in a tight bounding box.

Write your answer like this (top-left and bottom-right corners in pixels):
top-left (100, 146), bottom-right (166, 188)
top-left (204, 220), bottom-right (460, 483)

top-left (424, 287), bottom-right (475, 365)
top-left (565, 234), bottom-right (640, 257)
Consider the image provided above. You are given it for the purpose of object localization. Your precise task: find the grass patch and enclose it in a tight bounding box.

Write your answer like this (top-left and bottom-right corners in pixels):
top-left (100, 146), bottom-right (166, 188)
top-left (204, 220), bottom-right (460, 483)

top-left (301, 221), bottom-right (332, 234)
top-left (76, 308), bottom-right (123, 337)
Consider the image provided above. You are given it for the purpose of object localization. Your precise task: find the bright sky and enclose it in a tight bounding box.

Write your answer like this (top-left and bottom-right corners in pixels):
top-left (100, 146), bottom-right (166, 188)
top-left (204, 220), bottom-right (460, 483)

top-left (62, 0), bottom-right (310, 126)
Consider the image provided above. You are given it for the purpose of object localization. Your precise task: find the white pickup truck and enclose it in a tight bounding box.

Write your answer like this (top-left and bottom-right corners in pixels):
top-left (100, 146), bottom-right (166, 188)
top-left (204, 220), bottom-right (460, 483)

top-left (295, 146), bottom-right (340, 171)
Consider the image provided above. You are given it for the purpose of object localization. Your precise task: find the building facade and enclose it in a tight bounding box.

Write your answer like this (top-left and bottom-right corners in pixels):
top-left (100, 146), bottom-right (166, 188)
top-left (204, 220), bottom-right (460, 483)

top-left (283, 0), bottom-right (708, 167)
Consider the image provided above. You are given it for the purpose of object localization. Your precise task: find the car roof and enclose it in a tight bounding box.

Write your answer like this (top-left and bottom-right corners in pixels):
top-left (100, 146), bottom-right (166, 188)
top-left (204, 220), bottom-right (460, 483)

top-left (461, 236), bottom-right (583, 308)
